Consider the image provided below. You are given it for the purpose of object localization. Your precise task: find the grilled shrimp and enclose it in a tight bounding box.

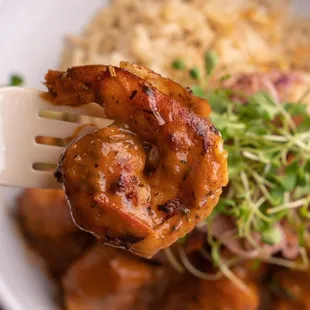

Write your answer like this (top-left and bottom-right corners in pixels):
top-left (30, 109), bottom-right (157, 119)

top-left (44, 62), bottom-right (228, 258)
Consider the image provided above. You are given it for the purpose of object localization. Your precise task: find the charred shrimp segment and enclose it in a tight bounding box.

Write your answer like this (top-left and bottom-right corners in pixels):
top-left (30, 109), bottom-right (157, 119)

top-left (45, 63), bottom-right (228, 258)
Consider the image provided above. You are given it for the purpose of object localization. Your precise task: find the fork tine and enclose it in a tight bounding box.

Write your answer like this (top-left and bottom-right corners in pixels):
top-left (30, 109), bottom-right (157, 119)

top-left (29, 170), bottom-right (61, 189)
top-left (33, 144), bottom-right (64, 163)
top-left (35, 95), bottom-right (107, 118)
top-left (36, 118), bottom-right (80, 138)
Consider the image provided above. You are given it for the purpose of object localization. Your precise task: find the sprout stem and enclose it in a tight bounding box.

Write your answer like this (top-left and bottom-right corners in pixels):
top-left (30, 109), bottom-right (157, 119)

top-left (267, 197), bottom-right (310, 214)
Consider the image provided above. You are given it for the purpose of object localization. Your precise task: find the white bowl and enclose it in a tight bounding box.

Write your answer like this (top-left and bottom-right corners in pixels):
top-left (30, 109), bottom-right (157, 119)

top-left (0, 2), bottom-right (104, 309)
top-left (0, 1), bottom-right (309, 310)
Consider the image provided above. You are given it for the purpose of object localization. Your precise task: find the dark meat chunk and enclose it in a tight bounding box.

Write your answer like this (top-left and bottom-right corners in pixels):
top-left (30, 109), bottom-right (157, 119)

top-left (17, 189), bottom-right (76, 238)
top-left (157, 273), bottom-right (260, 310)
top-left (16, 189), bottom-right (93, 276)
top-left (62, 244), bottom-right (165, 310)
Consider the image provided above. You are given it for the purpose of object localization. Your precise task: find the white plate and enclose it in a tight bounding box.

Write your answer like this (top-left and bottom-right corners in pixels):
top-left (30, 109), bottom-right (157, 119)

top-left (0, 1), bottom-right (309, 310)
top-left (0, 1), bottom-right (105, 309)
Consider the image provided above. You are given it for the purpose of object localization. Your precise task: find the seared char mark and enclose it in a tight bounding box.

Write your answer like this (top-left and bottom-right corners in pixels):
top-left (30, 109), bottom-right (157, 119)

top-left (158, 198), bottom-right (189, 217)
top-left (185, 86), bottom-right (194, 94)
top-left (118, 234), bottom-right (145, 246)
top-left (129, 90), bottom-right (138, 100)
top-left (54, 168), bottom-right (63, 184)
top-left (209, 124), bottom-right (220, 134)
top-left (110, 175), bottom-right (138, 194)
top-left (103, 231), bottom-right (145, 250)
top-left (141, 85), bottom-right (153, 96)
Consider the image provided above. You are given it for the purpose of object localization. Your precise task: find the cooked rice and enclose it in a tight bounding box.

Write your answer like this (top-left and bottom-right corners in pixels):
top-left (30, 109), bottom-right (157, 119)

top-left (60, 0), bottom-right (310, 100)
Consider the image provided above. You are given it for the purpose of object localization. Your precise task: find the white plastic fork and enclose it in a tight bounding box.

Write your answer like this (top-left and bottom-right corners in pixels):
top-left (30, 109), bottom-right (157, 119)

top-left (0, 87), bottom-right (113, 189)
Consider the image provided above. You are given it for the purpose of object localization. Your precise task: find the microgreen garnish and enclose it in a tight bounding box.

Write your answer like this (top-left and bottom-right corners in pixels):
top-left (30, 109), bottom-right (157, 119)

top-left (262, 226), bottom-right (282, 245)
top-left (191, 85), bottom-right (205, 98)
top-left (205, 88), bottom-right (310, 247)
top-left (9, 74), bottom-right (24, 86)
top-left (168, 53), bottom-right (309, 290)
